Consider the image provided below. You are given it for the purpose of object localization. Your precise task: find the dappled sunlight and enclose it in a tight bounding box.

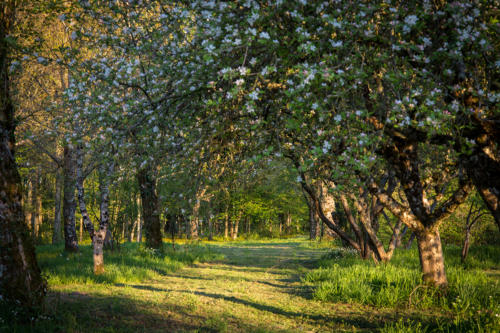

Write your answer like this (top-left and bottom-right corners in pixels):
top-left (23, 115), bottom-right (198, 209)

top-left (23, 238), bottom-right (498, 331)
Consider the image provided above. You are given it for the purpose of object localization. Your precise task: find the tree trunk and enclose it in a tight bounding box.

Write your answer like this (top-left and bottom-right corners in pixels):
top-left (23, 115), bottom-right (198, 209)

top-left (30, 175), bottom-right (38, 239)
top-left (279, 213), bottom-right (283, 235)
top-left (0, 3), bottom-right (46, 312)
top-left (416, 229), bottom-right (447, 288)
top-left (52, 168), bottom-right (63, 244)
top-left (477, 187), bottom-right (499, 232)
top-left (75, 146), bottom-right (114, 274)
top-left (104, 188), bottom-right (117, 249)
top-left (232, 216), bottom-right (239, 240)
top-left (459, 116), bottom-right (500, 232)
top-left (308, 205), bottom-right (318, 240)
top-left (208, 216), bottom-right (213, 240)
top-left (95, 163), bottom-right (113, 273)
top-left (189, 187), bottom-right (206, 240)
top-left (188, 217), bottom-right (198, 239)
top-left (374, 135), bottom-right (472, 287)
top-left (286, 212), bottom-right (292, 234)
top-left (35, 172), bottom-right (42, 241)
top-left (25, 177), bottom-right (32, 228)
top-left (129, 218), bottom-right (137, 242)
top-left (461, 228), bottom-right (471, 263)
top-left (136, 167), bottom-right (162, 249)
top-left (135, 194), bottom-right (141, 242)
top-left (63, 146), bottom-right (78, 252)
top-left (405, 232), bottom-right (416, 249)
top-left (224, 209), bottom-right (229, 239)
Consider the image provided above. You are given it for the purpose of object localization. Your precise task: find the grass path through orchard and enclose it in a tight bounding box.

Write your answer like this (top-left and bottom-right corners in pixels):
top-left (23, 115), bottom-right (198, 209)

top-left (38, 238), bottom-right (443, 332)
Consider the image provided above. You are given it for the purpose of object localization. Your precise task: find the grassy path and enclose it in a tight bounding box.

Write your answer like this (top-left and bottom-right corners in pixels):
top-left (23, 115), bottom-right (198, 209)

top-left (40, 239), bottom-right (426, 332)
top-left (147, 241), bottom-right (385, 332)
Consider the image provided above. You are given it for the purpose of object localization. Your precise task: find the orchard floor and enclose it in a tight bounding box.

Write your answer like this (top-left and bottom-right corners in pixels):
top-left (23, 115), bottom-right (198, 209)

top-left (13, 238), bottom-right (498, 332)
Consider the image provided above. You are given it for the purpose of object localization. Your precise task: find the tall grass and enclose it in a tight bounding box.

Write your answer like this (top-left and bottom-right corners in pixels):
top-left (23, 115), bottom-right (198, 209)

top-left (37, 242), bottom-right (224, 286)
top-left (303, 245), bottom-right (500, 331)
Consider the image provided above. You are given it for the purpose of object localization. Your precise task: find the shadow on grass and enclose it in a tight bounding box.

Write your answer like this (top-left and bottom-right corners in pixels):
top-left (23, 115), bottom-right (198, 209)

top-left (109, 283), bottom-right (377, 329)
top-left (10, 292), bottom-right (202, 333)
top-left (108, 284), bottom-right (424, 331)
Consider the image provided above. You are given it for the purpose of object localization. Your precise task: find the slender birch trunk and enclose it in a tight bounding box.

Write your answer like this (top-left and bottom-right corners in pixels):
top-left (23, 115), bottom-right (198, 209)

top-left (75, 146), bottom-right (114, 274)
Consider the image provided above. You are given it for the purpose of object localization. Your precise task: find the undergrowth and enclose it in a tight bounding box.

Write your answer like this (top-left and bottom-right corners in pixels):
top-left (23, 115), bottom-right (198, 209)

top-left (304, 245), bottom-right (500, 332)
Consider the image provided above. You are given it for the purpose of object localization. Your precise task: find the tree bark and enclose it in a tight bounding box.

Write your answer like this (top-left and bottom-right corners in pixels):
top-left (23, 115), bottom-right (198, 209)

top-left (30, 175), bottom-right (38, 239)
top-left (135, 194), bottom-right (141, 242)
top-left (224, 208), bottom-right (229, 239)
top-left (208, 216), bottom-right (213, 240)
top-left (0, 2), bottom-right (46, 313)
top-left (188, 187), bottom-right (206, 240)
top-left (373, 133), bottom-right (472, 287)
top-left (96, 163), bottom-right (113, 272)
top-left (130, 219), bottom-right (137, 242)
top-left (458, 113), bottom-right (500, 231)
top-left (232, 213), bottom-right (240, 240)
top-left (136, 167), bottom-right (162, 249)
top-left (52, 168), bottom-right (63, 244)
top-left (461, 229), bottom-right (471, 263)
top-left (25, 177), bottom-right (32, 228)
top-left (416, 229), bottom-right (447, 288)
top-left (34, 171), bottom-right (42, 241)
top-left (75, 146), bottom-right (114, 274)
top-left (303, 189), bottom-right (319, 240)
top-left (63, 146), bottom-right (78, 252)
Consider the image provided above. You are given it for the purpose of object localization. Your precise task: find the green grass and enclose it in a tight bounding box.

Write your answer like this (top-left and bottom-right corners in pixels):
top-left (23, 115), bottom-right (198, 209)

top-left (3, 237), bottom-right (499, 332)
top-left (37, 242), bottom-right (224, 286)
top-left (304, 245), bottom-right (500, 332)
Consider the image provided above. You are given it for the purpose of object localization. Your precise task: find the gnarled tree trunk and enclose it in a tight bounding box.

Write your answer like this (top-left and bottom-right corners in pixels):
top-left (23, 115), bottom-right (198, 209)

top-left (375, 137), bottom-right (472, 287)
top-left (416, 229), bottom-right (447, 287)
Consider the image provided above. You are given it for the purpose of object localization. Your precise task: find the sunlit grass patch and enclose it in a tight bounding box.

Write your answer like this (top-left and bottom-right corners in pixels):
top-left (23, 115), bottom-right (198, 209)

top-left (304, 245), bottom-right (500, 331)
top-left (37, 242), bottom-right (224, 286)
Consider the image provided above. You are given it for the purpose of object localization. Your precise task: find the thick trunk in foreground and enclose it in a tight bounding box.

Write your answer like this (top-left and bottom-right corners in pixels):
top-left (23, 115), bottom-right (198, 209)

top-left (137, 168), bottom-right (162, 249)
top-left (416, 229), bottom-right (447, 287)
top-left (0, 4), bottom-right (46, 313)
top-left (63, 146), bottom-right (78, 252)
top-left (52, 168), bottom-right (63, 244)
top-left (0, 146), bottom-right (46, 314)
